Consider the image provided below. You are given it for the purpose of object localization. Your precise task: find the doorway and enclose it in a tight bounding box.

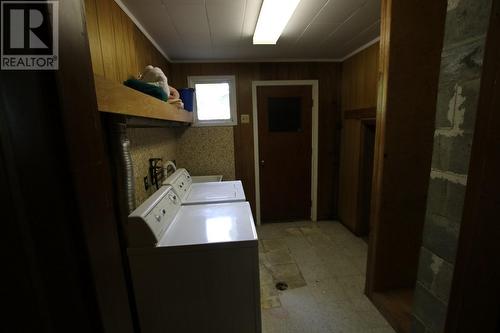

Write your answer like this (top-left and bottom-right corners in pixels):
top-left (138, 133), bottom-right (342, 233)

top-left (252, 81), bottom-right (319, 225)
top-left (358, 120), bottom-right (376, 237)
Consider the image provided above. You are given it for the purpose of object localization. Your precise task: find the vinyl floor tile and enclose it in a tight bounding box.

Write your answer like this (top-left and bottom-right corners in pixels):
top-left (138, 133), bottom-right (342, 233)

top-left (257, 221), bottom-right (393, 333)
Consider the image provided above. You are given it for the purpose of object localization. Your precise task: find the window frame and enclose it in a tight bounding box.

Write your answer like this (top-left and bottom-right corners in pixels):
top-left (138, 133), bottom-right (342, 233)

top-left (188, 75), bottom-right (238, 127)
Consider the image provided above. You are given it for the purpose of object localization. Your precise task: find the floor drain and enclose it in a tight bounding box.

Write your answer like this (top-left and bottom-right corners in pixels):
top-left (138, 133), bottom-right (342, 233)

top-left (275, 282), bottom-right (288, 291)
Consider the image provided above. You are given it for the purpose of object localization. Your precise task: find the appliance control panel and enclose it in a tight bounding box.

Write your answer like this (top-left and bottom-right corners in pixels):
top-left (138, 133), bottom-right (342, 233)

top-left (145, 188), bottom-right (180, 244)
top-left (170, 169), bottom-right (192, 201)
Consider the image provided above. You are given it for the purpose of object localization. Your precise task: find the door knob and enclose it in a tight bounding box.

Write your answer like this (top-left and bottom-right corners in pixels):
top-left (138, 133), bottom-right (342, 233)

top-left (260, 160), bottom-right (265, 166)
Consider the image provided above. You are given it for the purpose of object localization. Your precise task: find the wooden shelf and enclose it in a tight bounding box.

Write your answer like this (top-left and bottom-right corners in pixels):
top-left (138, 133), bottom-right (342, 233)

top-left (344, 107), bottom-right (377, 120)
top-left (94, 75), bottom-right (193, 124)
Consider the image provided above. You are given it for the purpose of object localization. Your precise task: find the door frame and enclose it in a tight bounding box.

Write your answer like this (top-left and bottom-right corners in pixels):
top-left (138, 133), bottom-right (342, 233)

top-left (252, 80), bottom-right (319, 225)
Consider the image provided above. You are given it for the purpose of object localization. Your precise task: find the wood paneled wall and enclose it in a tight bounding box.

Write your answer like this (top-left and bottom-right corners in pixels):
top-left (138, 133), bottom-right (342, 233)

top-left (170, 63), bottom-right (342, 220)
top-left (367, 0), bottom-right (447, 293)
top-left (338, 42), bottom-right (380, 234)
top-left (84, 0), bottom-right (179, 209)
top-left (84, 0), bottom-right (169, 81)
top-left (341, 43), bottom-right (380, 112)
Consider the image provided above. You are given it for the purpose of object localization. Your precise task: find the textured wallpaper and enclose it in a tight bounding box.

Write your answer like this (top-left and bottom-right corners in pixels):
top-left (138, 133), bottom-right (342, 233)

top-left (176, 126), bottom-right (236, 181)
top-left (127, 125), bottom-right (236, 207)
top-left (127, 127), bottom-right (179, 207)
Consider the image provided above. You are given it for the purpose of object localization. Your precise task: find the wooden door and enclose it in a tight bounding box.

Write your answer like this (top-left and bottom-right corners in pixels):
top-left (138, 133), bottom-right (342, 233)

top-left (257, 85), bottom-right (312, 222)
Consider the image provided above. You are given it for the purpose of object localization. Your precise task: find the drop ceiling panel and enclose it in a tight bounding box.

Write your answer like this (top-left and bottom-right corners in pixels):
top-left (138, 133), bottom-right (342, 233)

top-left (340, 20), bottom-right (380, 54)
top-left (313, 0), bottom-right (367, 24)
top-left (240, 0), bottom-right (262, 38)
top-left (170, 46), bottom-right (214, 60)
top-left (281, 0), bottom-right (328, 39)
top-left (353, 0), bottom-right (381, 25)
top-left (212, 46), bottom-right (286, 60)
top-left (240, 45), bottom-right (297, 59)
top-left (296, 23), bottom-right (342, 45)
top-left (206, 0), bottom-right (246, 47)
top-left (162, 0), bottom-right (205, 5)
top-left (325, 0), bottom-right (381, 48)
top-left (122, 0), bottom-right (182, 51)
top-left (166, 3), bottom-right (212, 47)
top-left (118, 0), bottom-right (381, 61)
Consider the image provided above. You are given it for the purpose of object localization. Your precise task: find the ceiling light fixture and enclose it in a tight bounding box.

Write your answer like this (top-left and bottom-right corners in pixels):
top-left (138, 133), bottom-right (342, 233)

top-left (253, 0), bottom-right (301, 45)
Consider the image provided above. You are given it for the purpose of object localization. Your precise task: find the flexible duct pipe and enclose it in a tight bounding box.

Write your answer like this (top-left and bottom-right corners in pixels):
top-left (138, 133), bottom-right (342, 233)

top-left (117, 124), bottom-right (136, 214)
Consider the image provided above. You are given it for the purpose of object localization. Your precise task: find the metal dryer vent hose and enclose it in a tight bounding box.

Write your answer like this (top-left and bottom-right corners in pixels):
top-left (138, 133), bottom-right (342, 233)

top-left (118, 124), bottom-right (136, 214)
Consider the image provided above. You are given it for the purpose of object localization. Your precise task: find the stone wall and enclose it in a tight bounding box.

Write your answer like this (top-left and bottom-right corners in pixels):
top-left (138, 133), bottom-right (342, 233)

top-left (411, 1), bottom-right (493, 332)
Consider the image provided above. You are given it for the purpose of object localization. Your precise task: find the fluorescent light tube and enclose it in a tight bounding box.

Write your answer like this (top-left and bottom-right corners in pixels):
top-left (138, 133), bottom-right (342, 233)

top-left (253, 0), bottom-right (301, 45)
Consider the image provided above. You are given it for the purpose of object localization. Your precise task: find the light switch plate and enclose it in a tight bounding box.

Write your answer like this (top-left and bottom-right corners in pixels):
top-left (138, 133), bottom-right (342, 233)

top-left (241, 114), bottom-right (250, 124)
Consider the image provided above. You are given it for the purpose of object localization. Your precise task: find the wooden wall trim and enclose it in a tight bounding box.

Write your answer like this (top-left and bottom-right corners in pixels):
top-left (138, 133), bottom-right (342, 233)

top-left (367, 0), bottom-right (391, 289)
top-left (344, 107), bottom-right (377, 120)
top-left (367, 0), bottom-right (447, 294)
top-left (59, 1), bottom-right (135, 331)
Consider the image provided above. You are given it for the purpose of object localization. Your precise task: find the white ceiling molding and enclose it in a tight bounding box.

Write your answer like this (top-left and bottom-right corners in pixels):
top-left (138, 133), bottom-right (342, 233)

top-left (113, 0), bottom-right (171, 62)
top-left (170, 58), bottom-right (342, 64)
top-left (339, 36), bottom-right (380, 62)
top-left (169, 36), bottom-right (380, 64)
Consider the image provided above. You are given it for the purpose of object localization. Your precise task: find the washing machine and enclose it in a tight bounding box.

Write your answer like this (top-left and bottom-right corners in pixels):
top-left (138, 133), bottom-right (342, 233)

top-left (162, 168), bottom-right (245, 205)
top-left (127, 185), bottom-right (261, 333)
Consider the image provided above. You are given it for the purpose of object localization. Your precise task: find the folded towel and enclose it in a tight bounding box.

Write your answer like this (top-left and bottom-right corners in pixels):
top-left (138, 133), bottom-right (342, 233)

top-left (138, 65), bottom-right (170, 97)
top-left (123, 79), bottom-right (168, 101)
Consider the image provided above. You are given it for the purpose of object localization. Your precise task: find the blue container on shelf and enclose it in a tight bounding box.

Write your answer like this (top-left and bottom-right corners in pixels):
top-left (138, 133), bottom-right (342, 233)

top-left (178, 88), bottom-right (195, 112)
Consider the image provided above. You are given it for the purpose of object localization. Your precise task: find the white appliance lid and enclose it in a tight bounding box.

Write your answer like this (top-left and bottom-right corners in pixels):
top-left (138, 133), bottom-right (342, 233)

top-left (157, 201), bottom-right (257, 247)
top-left (184, 180), bottom-right (246, 204)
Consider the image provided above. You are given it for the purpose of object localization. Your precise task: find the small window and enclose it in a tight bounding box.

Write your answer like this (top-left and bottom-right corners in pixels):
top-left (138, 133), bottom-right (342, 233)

top-left (188, 76), bottom-right (237, 126)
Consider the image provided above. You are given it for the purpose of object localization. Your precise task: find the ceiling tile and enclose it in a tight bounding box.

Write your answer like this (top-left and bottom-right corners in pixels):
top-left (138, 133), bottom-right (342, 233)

top-left (324, 0), bottom-right (380, 46)
top-left (241, 44), bottom-right (298, 59)
top-left (324, 21), bottom-right (379, 58)
top-left (120, 0), bottom-right (381, 61)
top-left (169, 45), bottom-right (214, 60)
top-left (121, 0), bottom-right (183, 52)
top-left (165, 3), bottom-right (211, 48)
top-left (341, 20), bottom-right (380, 51)
top-left (206, 0), bottom-right (246, 47)
top-left (296, 23), bottom-right (342, 45)
top-left (313, 0), bottom-right (367, 24)
top-left (241, 0), bottom-right (262, 39)
top-left (281, 0), bottom-right (329, 39)
top-left (162, 0), bottom-right (204, 5)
